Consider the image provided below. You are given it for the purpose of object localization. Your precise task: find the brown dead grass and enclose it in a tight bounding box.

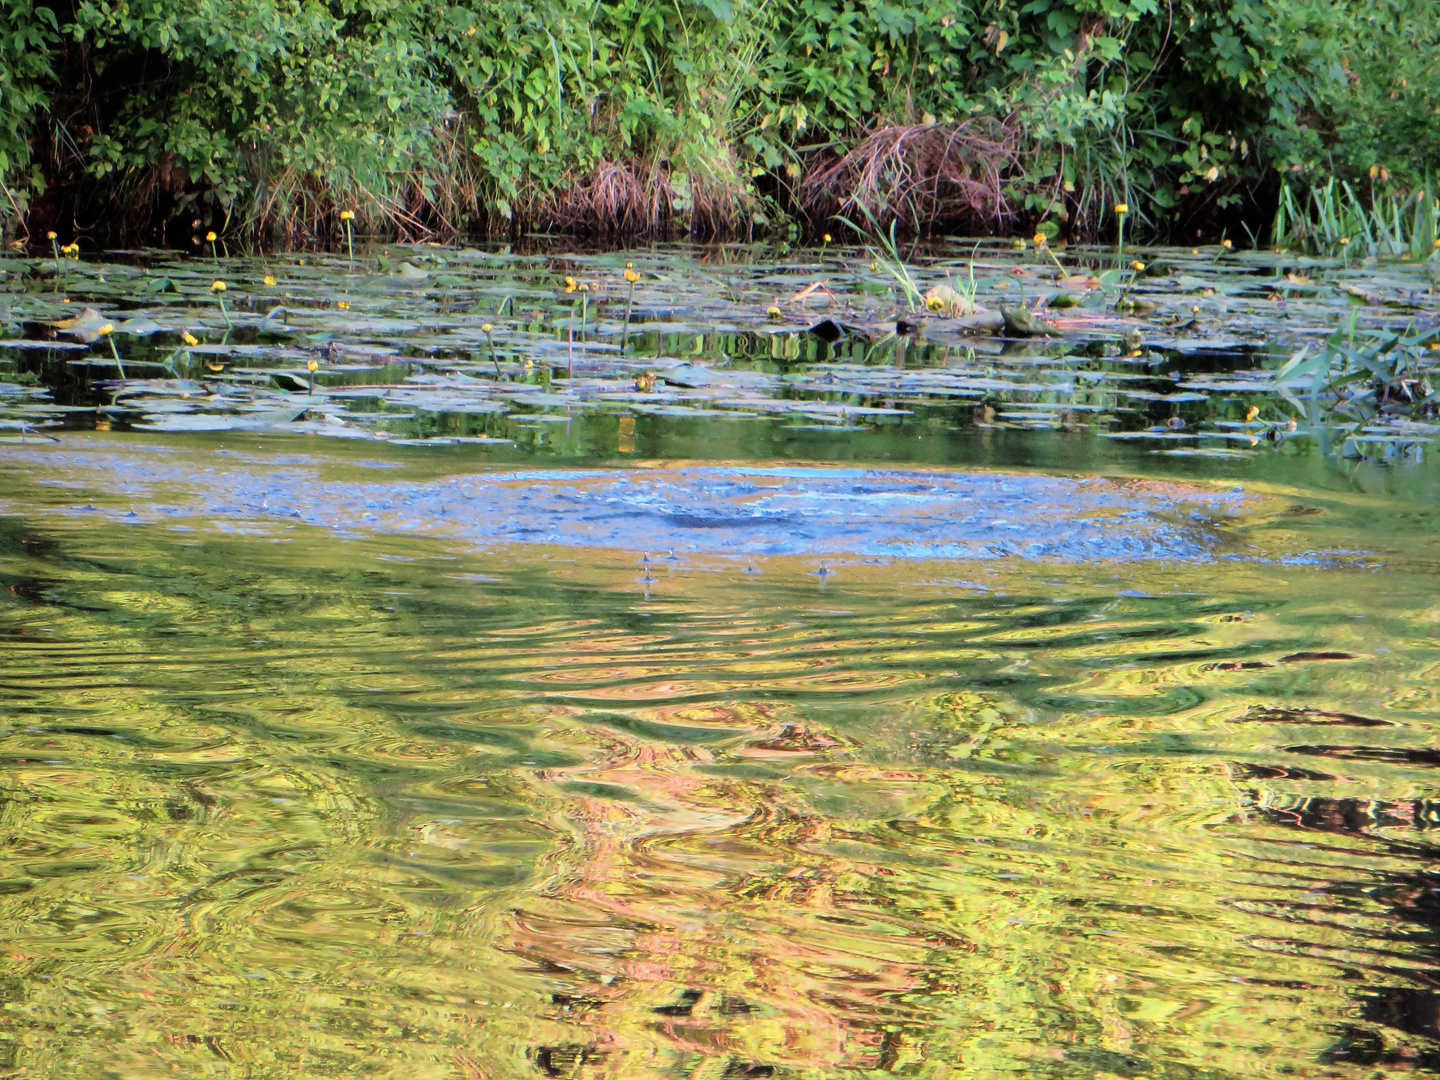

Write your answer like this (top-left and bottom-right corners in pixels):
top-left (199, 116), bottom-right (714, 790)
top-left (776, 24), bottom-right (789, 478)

top-left (539, 155), bottom-right (753, 237)
top-left (800, 119), bottom-right (1020, 234)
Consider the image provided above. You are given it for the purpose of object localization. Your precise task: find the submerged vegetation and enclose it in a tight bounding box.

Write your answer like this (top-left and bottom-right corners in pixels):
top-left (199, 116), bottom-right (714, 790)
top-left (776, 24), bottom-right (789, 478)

top-left (2, 0), bottom-right (1439, 243)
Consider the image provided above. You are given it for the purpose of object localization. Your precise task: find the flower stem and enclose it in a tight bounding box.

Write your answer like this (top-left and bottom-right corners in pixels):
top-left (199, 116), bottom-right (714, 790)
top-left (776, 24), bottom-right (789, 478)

top-left (620, 281), bottom-right (636, 353)
top-left (108, 335), bottom-right (127, 380)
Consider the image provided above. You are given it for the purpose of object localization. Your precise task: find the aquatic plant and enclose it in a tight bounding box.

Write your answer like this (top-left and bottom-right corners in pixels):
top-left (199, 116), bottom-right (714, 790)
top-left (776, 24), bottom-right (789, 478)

top-left (480, 322), bottom-right (500, 376)
top-left (210, 279), bottom-right (231, 329)
top-left (1272, 179), bottom-right (1440, 259)
top-left (840, 207), bottom-right (923, 311)
top-left (620, 265), bottom-right (640, 353)
top-left (1274, 321), bottom-right (1440, 460)
top-left (340, 210), bottom-right (355, 267)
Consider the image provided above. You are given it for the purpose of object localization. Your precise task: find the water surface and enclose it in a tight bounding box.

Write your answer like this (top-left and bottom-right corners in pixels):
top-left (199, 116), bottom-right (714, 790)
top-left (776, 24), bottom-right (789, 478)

top-left (1, 243), bottom-right (1439, 1079)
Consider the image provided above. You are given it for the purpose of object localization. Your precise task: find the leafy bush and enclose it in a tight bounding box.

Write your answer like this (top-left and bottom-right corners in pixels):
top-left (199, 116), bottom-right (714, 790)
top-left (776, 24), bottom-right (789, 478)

top-left (1, 0), bottom-right (1436, 241)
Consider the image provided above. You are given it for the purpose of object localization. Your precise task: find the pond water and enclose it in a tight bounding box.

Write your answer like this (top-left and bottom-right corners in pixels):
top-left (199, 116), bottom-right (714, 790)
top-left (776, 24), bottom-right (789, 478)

top-left (1, 241), bottom-right (1439, 1078)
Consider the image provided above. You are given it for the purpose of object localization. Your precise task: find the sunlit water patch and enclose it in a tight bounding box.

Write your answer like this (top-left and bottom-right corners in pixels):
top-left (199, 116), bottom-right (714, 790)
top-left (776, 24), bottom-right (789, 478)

top-left (0, 444), bottom-right (1256, 562)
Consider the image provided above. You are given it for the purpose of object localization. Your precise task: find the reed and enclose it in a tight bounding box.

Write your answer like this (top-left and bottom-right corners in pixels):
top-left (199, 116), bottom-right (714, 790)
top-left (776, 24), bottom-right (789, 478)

top-left (1272, 179), bottom-right (1440, 259)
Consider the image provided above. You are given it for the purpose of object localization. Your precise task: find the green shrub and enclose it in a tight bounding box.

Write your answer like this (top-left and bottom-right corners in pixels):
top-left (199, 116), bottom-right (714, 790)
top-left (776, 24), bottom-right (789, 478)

top-left (0, 0), bottom-right (1435, 241)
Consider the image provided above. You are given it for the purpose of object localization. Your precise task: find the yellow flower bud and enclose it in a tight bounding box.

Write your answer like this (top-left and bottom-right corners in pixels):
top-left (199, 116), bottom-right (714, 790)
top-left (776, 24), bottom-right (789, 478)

top-left (98, 322), bottom-right (114, 335)
top-left (1114, 203), bottom-right (1129, 215)
top-left (264, 275), bottom-right (276, 286)
top-left (182, 330), bottom-right (199, 346)
top-left (1130, 260), bottom-right (1145, 271)
top-left (1222, 238), bottom-right (1233, 249)
top-left (624, 269), bottom-right (640, 283)
top-left (340, 210), bottom-right (354, 221)
top-left (1033, 232), bottom-right (1047, 246)
top-left (211, 280), bottom-right (227, 292)
top-left (206, 231), bottom-right (217, 242)
top-left (481, 323), bottom-right (493, 333)
top-left (823, 233), bottom-right (832, 243)
top-left (47, 231), bottom-right (57, 240)
top-left (307, 359), bottom-right (319, 372)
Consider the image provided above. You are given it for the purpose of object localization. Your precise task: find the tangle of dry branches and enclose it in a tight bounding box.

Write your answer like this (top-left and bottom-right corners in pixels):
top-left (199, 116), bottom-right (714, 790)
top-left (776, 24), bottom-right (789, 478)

top-left (800, 119), bottom-right (1020, 234)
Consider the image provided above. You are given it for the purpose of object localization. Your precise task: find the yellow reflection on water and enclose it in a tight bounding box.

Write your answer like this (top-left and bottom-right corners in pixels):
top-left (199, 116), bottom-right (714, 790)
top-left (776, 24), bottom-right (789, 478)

top-left (0, 503), bottom-right (1438, 1078)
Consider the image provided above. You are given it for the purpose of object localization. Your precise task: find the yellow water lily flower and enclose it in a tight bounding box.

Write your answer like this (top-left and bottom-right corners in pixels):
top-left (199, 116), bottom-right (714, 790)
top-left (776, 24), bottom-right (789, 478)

top-left (339, 210), bottom-right (355, 221)
top-left (307, 359), bottom-right (319, 372)
top-left (624, 268), bottom-right (640, 284)
top-left (264, 275), bottom-right (276, 286)
top-left (97, 322), bottom-right (114, 335)
top-left (1033, 232), bottom-right (1047, 247)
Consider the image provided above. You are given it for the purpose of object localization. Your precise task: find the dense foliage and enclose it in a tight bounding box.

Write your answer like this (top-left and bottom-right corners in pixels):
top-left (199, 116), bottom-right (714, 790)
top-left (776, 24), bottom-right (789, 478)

top-left (1, 0), bottom-right (1436, 240)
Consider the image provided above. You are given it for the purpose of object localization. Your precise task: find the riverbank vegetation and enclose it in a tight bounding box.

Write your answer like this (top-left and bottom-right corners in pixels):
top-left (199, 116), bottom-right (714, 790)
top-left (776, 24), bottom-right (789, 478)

top-left (2, 0), bottom-right (1437, 245)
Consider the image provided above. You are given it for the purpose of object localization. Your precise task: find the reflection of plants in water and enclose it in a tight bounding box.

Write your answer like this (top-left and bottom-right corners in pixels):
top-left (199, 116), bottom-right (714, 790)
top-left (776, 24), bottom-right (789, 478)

top-left (2, 512), bottom-right (1440, 1076)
